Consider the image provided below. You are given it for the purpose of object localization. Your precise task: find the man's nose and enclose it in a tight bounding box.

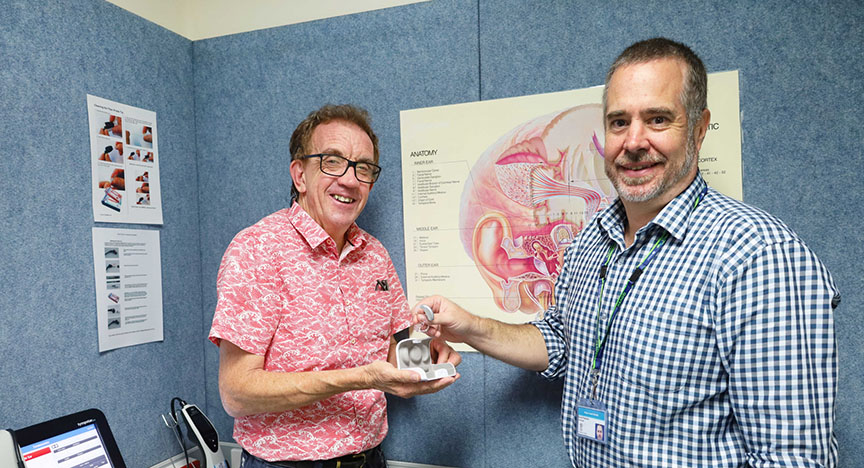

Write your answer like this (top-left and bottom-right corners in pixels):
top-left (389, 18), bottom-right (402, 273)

top-left (337, 165), bottom-right (361, 186)
top-left (623, 122), bottom-right (650, 153)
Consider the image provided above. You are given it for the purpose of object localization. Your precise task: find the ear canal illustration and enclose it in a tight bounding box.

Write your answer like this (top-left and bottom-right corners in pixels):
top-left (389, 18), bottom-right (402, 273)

top-left (459, 104), bottom-right (614, 316)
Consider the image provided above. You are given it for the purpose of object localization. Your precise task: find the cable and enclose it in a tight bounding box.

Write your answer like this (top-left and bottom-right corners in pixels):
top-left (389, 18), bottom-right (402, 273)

top-left (170, 397), bottom-right (191, 468)
top-left (160, 414), bottom-right (181, 468)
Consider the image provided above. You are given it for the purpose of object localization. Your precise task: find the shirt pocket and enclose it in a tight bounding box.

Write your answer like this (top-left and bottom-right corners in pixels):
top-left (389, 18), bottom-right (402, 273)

top-left (611, 306), bottom-right (709, 393)
top-left (352, 282), bottom-right (400, 344)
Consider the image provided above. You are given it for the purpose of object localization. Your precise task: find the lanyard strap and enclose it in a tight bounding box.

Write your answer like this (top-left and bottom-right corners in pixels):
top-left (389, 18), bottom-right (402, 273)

top-left (590, 233), bottom-right (668, 371)
top-left (588, 187), bottom-right (707, 396)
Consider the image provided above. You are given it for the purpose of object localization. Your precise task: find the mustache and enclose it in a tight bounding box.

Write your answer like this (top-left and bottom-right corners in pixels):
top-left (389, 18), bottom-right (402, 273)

top-left (616, 150), bottom-right (664, 165)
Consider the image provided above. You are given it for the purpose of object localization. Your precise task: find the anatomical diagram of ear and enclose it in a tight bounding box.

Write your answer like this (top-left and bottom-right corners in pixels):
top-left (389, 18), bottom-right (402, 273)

top-left (459, 104), bottom-right (615, 316)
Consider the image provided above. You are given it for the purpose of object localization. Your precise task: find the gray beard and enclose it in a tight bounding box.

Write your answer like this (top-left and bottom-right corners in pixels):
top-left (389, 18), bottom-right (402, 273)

top-left (608, 137), bottom-right (697, 203)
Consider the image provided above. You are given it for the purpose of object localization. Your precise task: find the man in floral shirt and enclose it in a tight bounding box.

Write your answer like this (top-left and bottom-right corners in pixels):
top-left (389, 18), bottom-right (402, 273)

top-left (210, 104), bottom-right (460, 468)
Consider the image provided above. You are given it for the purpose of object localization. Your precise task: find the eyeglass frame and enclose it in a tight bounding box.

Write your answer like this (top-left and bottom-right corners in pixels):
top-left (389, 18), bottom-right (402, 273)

top-left (300, 153), bottom-right (382, 184)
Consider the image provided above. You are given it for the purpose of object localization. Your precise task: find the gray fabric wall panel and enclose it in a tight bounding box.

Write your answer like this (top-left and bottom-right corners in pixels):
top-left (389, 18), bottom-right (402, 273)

top-left (483, 362), bottom-right (569, 466)
top-left (0, 1), bottom-right (202, 466)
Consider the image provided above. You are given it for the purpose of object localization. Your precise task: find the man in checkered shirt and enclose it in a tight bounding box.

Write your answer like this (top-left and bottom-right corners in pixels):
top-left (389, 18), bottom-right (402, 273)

top-left (417, 38), bottom-right (839, 467)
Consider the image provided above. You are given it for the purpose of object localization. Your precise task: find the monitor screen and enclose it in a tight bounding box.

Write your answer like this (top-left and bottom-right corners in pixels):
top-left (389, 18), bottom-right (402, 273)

top-left (15, 409), bottom-right (125, 468)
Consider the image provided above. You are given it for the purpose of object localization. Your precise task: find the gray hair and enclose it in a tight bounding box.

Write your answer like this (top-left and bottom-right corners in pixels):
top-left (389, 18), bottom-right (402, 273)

top-left (602, 37), bottom-right (708, 138)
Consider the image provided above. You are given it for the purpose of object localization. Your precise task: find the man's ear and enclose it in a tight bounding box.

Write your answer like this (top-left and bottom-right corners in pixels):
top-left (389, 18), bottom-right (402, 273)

top-left (289, 158), bottom-right (307, 195)
top-left (693, 108), bottom-right (711, 153)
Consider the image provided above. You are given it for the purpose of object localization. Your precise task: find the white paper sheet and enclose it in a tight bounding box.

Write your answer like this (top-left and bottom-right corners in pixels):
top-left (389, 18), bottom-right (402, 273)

top-left (92, 227), bottom-right (163, 351)
top-left (88, 95), bottom-right (163, 224)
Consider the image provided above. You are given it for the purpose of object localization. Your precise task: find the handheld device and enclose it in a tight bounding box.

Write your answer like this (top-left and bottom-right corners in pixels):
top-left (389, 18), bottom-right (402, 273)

top-left (419, 304), bottom-right (435, 322)
top-left (0, 429), bottom-right (24, 468)
top-left (179, 403), bottom-right (227, 468)
top-left (14, 408), bottom-right (126, 467)
top-left (101, 186), bottom-right (122, 212)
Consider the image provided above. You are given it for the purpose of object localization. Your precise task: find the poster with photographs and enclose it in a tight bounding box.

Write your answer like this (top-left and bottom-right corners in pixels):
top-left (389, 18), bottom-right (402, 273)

top-left (92, 227), bottom-right (163, 352)
top-left (88, 95), bottom-right (162, 224)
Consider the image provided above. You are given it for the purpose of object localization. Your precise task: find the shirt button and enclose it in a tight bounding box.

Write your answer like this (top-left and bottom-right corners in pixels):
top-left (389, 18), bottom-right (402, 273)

top-left (350, 338), bottom-right (356, 345)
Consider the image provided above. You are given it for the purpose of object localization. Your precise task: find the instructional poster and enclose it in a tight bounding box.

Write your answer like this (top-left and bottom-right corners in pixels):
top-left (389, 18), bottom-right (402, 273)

top-left (400, 72), bottom-right (741, 349)
top-left (92, 227), bottom-right (163, 352)
top-left (88, 95), bottom-right (162, 224)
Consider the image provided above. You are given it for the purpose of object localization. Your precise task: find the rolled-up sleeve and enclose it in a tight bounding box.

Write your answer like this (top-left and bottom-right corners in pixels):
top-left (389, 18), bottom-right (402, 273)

top-left (533, 244), bottom-right (582, 380)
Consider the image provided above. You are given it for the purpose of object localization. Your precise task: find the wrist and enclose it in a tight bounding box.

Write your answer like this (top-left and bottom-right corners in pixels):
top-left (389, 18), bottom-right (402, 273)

top-left (358, 363), bottom-right (377, 391)
top-left (465, 313), bottom-right (487, 340)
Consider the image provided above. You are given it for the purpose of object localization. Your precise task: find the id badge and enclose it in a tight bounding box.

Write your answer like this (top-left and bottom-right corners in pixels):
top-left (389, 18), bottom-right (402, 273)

top-left (576, 397), bottom-right (607, 444)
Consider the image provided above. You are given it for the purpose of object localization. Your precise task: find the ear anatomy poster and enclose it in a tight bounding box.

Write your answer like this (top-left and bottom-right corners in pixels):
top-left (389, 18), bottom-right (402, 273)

top-left (400, 72), bottom-right (741, 349)
top-left (88, 95), bottom-right (162, 224)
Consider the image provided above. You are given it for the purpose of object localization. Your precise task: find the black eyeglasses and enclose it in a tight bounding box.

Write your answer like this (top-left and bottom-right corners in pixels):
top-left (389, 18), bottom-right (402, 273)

top-left (301, 153), bottom-right (381, 184)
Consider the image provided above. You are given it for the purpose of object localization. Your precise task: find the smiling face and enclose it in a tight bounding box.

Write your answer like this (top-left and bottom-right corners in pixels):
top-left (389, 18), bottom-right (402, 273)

top-left (604, 58), bottom-right (707, 207)
top-left (290, 120), bottom-right (374, 249)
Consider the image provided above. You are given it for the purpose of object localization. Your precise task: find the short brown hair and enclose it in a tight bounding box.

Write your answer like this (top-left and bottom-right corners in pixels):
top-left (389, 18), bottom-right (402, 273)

top-left (289, 104), bottom-right (380, 200)
top-left (602, 38), bottom-right (708, 138)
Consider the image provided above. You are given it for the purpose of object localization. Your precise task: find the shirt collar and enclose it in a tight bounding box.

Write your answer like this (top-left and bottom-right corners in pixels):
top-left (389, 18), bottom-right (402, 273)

top-left (650, 173), bottom-right (708, 241)
top-left (287, 202), bottom-right (367, 252)
top-left (597, 173), bottom-right (708, 244)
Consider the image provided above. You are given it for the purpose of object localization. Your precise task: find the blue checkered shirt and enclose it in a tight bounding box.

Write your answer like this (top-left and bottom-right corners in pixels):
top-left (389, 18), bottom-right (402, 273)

top-left (534, 174), bottom-right (839, 467)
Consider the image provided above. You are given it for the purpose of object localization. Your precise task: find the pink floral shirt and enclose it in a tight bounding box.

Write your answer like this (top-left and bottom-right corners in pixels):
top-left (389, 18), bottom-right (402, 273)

top-left (209, 203), bottom-right (410, 461)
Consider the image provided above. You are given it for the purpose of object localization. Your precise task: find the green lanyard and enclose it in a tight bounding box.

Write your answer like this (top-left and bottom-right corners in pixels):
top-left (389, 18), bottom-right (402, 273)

top-left (589, 186), bottom-right (707, 399)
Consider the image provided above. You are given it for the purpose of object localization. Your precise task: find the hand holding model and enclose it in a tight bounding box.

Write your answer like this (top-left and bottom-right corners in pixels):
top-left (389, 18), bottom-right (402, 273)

top-left (412, 296), bottom-right (549, 372)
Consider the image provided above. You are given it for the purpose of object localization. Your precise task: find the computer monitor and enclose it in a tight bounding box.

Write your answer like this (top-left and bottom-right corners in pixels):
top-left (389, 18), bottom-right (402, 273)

top-left (15, 408), bottom-right (126, 468)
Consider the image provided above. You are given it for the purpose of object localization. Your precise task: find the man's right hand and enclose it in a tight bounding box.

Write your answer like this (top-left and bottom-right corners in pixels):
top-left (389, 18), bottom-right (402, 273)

top-left (411, 295), bottom-right (550, 372)
top-left (410, 295), bottom-right (478, 344)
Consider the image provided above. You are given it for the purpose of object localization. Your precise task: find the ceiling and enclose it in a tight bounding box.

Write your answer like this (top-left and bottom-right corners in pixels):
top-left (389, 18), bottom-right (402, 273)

top-left (106, 0), bottom-right (429, 41)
